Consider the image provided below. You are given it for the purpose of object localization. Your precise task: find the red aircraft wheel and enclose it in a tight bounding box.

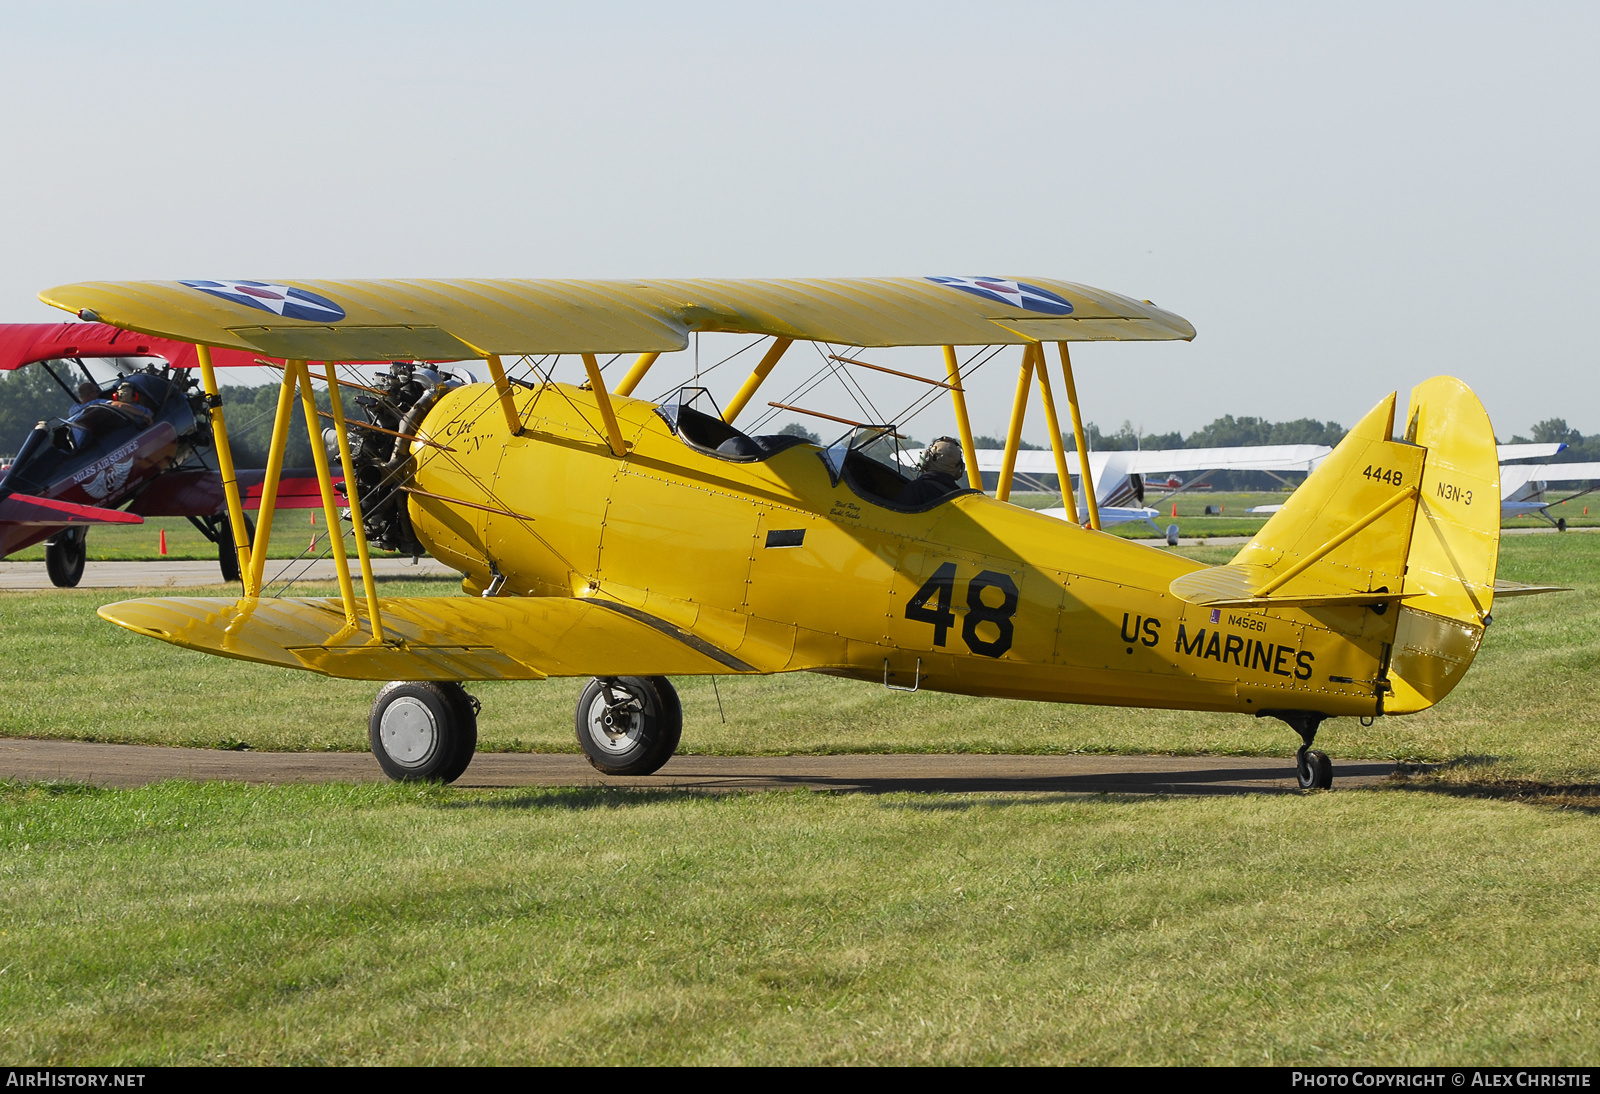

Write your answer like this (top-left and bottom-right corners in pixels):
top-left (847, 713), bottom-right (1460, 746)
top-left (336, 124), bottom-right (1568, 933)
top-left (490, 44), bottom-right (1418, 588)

top-left (575, 676), bottom-right (682, 776)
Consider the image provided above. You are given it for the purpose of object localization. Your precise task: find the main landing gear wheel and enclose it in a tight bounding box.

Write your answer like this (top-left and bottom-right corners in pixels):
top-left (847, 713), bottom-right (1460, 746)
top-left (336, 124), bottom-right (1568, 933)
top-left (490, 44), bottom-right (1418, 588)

top-left (1296, 746), bottom-right (1334, 790)
top-left (44, 526), bottom-right (87, 588)
top-left (215, 514), bottom-right (256, 584)
top-left (369, 680), bottom-right (480, 783)
top-left (575, 676), bottom-right (682, 776)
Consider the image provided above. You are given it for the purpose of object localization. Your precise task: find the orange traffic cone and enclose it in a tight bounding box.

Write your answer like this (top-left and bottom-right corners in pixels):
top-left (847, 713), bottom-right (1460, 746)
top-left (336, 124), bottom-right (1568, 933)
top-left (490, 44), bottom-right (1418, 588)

top-left (310, 534), bottom-right (317, 552)
top-left (309, 511), bottom-right (315, 525)
top-left (1171, 502), bottom-right (1177, 518)
top-left (158, 528), bottom-right (167, 556)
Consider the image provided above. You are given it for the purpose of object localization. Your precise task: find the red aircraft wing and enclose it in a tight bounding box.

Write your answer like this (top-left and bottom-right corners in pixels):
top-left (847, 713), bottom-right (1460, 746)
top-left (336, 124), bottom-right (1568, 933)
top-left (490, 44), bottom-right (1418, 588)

top-left (0, 323), bottom-right (276, 371)
top-left (128, 468), bottom-right (338, 517)
top-left (0, 492), bottom-right (144, 527)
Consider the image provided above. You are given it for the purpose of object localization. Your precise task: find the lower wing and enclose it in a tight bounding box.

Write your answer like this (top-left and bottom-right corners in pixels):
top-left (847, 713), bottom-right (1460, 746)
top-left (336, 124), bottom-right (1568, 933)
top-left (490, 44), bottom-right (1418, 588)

top-left (97, 594), bottom-right (765, 680)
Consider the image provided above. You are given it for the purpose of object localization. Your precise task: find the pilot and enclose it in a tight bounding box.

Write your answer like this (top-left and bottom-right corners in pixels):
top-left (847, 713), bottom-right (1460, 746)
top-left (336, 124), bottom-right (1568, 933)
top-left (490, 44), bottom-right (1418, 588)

top-left (110, 381), bottom-right (154, 426)
top-left (896, 436), bottom-right (966, 506)
top-left (76, 380), bottom-right (103, 403)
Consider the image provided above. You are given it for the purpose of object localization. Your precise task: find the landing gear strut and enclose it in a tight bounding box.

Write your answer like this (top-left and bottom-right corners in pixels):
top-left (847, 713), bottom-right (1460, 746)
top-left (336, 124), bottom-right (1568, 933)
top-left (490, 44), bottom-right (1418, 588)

top-left (1260, 710), bottom-right (1334, 790)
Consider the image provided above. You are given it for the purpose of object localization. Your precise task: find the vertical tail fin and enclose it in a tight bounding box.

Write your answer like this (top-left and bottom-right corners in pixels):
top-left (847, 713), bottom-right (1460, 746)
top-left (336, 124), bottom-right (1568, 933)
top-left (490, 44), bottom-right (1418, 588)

top-left (1232, 391), bottom-right (1423, 596)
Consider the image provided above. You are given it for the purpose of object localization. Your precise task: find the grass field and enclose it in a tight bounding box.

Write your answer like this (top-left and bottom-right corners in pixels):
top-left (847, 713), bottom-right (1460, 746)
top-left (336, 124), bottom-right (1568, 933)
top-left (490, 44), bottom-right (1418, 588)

top-left (2, 534), bottom-right (1599, 1064)
top-left (3, 780), bottom-right (1598, 1064)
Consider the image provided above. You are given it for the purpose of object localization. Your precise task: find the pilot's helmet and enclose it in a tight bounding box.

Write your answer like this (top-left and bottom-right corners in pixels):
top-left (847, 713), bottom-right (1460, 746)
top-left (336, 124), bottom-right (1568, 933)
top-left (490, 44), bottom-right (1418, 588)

top-left (920, 436), bottom-right (964, 478)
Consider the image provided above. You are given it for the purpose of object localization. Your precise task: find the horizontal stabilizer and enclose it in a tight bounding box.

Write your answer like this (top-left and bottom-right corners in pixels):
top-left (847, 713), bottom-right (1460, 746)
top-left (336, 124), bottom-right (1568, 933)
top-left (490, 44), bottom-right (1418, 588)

top-left (1170, 563), bottom-right (1414, 609)
top-left (96, 594), bottom-right (759, 681)
top-left (1491, 578), bottom-right (1572, 598)
top-left (0, 493), bottom-right (143, 527)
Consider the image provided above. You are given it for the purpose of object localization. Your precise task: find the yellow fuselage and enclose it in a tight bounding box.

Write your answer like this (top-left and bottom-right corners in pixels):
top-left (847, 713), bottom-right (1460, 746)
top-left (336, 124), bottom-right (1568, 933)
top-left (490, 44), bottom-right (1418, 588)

top-left (410, 382), bottom-right (1392, 718)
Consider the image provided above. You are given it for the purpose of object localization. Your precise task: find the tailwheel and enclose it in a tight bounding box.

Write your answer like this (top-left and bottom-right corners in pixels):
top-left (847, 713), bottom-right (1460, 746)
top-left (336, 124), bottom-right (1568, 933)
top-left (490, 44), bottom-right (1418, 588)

top-left (1261, 709), bottom-right (1335, 791)
top-left (575, 676), bottom-right (682, 776)
top-left (1296, 746), bottom-right (1334, 790)
top-left (44, 526), bottom-right (87, 588)
top-left (368, 680), bottom-right (479, 783)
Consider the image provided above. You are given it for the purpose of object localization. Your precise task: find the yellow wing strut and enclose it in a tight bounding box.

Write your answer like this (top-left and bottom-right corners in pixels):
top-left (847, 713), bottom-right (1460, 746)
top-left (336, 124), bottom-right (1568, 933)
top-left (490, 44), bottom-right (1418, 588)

top-left (613, 352), bottom-right (661, 397)
top-left (723, 338), bottom-right (794, 424)
top-left (194, 345), bottom-right (252, 582)
top-left (581, 353), bottom-right (628, 456)
top-left (323, 362), bottom-right (385, 643)
top-left (484, 354), bottom-right (522, 437)
top-left (1056, 342), bottom-right (1100, 530)
top-left (293, 360), bottom-right (359, 634)
top-left (245, 365), bottom-right (300, 597)
top-left (996, 347), bottom-right (1033, 502)
top-left (1029, 343), bottom-right (1080, 524)
top-left (942, 346), bottom-right (982, 492)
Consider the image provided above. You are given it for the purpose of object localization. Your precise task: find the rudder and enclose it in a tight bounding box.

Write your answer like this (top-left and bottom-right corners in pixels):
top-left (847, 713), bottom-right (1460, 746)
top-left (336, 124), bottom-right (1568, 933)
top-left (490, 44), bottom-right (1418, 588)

top-left (1386, 376), bottom-right (1501, 713)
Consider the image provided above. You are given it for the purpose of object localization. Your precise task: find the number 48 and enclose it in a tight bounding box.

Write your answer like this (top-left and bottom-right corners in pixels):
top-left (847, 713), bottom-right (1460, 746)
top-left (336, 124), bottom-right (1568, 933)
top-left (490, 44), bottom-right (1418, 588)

top-left (904, 562), bottom-right (1019, 658)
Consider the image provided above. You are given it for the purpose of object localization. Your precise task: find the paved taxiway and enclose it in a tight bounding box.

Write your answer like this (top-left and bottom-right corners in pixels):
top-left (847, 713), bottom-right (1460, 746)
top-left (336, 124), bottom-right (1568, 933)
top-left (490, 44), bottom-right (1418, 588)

top-left (0, 738), bottom-right (1399, 795)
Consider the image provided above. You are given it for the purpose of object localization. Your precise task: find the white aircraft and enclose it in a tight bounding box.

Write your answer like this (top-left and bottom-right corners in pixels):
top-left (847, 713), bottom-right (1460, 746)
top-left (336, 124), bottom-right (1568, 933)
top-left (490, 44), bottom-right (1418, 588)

top-left (1244, 442), bottom-right (1593, 527)
top-left (907, 444), bottom-right (1333, 544)
top-left (1500, 460), bottom-right (1600, 529)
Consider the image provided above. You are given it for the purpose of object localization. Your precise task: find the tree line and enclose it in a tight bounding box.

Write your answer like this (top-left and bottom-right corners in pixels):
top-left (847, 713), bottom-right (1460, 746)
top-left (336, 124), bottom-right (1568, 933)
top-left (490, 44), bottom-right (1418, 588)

top-left (0, 366), bottom-right (347, 469)
top-left (2, 366), bottom-right (1594, 491)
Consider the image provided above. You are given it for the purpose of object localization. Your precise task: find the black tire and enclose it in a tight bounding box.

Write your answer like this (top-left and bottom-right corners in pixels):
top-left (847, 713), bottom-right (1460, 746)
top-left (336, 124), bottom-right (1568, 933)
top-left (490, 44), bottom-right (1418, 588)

top-left (369, 680), bottom-right (475, 783)
top-left (44, 526), bottom-right (87, 588)
top-left (1558, 517), bottom-right (1568, 532)
top-left (216, 515), bottom-right (256, 584)
top-left (436, 682), bottom-right (480, 783)
top-left (575, 676), bottom-right (682, 776)
top-left (1296, 746), bottom-right (1334, 790)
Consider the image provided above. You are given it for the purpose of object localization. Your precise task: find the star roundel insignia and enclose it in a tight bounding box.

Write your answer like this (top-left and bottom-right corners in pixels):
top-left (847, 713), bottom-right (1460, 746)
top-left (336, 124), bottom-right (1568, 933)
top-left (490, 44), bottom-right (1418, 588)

top-left (179, 280), bottom-right (346, 323)
top-left (926, 276), bottom-right (1074, 316)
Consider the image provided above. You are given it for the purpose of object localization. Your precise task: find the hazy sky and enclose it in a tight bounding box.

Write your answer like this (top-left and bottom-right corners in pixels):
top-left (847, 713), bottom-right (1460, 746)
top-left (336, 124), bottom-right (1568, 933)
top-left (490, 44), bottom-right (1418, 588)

top-left (2, 1), bottom-right (1594, 443)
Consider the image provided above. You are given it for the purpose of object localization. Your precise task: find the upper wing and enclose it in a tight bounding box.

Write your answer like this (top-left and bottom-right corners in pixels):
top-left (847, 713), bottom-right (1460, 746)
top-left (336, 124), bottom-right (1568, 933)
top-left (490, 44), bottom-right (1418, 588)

top-left (1121, 445), bottom-right (1332, 474)
top-left (38, 276), bottom-right (1196, 360)
top-left (1517, 462), bottom-right (1600, 483)
top-left (1498, 443), bottom-right (1567, 462)
top-left (0, 322), bottom-right (271, 371)
top-left (1502, 462), bottom-right (1600, 493)
top-left (97, 594), bottom-right (768, 681)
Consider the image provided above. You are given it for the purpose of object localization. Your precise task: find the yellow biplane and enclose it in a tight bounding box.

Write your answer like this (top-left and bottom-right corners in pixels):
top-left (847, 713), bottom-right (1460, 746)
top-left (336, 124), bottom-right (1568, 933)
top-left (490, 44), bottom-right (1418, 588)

top-left (36, 275), bottom-right (1549, 789)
